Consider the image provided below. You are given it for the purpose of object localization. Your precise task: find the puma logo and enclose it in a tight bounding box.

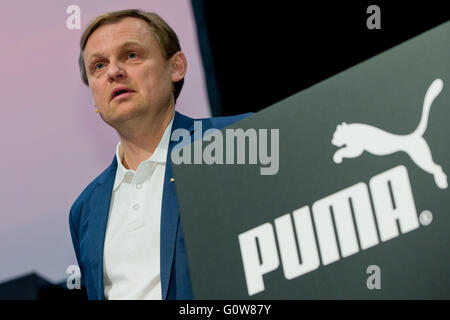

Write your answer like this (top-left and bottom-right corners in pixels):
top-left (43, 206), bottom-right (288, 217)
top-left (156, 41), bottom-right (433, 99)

top-left (332, 78), bottom-right (447, 189)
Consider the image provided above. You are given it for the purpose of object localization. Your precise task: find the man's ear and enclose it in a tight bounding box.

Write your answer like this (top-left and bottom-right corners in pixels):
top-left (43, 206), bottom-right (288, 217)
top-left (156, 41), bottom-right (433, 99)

top-left (170, 51), bottom-right (187, 82)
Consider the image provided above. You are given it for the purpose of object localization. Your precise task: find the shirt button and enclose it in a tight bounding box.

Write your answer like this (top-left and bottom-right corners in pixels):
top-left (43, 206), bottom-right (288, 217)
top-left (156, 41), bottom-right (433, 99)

top-left (136, 183), bottom-right (143, 189)
top-left (133, 204), bottom-right (140, 211)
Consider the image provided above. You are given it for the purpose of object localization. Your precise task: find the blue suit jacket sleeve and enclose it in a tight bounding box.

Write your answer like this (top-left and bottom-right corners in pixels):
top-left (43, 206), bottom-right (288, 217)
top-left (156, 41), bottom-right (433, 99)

top-left (68, 197), bottom-right (87, 291)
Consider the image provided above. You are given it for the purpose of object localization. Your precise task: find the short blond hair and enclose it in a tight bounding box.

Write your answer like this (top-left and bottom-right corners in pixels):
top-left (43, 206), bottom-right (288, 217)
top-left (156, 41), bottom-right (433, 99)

top-left (79, 9), bottom-right (184, 102)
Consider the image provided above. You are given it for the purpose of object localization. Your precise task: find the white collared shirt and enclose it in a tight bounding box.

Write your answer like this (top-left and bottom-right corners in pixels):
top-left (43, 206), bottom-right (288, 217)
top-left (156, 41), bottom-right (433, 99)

top-left (103, 116), bottom-right (174, 300)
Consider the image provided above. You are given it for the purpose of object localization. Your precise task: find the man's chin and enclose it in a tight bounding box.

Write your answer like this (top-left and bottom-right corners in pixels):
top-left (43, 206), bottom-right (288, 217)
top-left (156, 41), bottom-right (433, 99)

top-left (102, 107), bottom-right (145, 128)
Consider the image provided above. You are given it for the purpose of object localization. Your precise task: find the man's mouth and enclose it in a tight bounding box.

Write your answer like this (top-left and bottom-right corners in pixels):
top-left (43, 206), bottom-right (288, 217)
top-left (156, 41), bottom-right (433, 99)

top-left (111, 87), bottom-right (134, 100)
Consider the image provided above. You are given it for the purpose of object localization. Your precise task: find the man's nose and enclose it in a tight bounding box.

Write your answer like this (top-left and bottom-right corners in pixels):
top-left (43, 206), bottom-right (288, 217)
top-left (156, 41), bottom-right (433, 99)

top-left (107, 60), bottom-right (127, 82)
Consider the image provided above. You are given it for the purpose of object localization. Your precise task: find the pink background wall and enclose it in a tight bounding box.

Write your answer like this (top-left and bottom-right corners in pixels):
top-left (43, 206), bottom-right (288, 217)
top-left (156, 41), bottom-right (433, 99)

top-left (0, 0), bottom-right (210, 283)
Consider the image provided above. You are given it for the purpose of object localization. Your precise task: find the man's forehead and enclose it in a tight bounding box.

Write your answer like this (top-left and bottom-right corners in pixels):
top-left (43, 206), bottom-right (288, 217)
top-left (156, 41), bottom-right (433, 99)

top-left (84, 17), bottom-right (153, 58)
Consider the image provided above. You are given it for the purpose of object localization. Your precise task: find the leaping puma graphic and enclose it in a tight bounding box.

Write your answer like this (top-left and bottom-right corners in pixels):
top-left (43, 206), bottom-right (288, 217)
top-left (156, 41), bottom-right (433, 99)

top-left (332, 78), bottom-right (447, 189)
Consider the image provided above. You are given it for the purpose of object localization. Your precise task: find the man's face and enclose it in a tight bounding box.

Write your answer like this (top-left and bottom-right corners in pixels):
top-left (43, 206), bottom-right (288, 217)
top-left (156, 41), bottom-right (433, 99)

top-left (83, 17), bottom-right (177, 127)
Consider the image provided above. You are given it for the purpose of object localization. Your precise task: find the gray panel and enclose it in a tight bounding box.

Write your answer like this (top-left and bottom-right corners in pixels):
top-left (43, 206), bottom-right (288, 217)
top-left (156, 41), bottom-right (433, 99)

top-left (173, 21), bottom-right (450, 299)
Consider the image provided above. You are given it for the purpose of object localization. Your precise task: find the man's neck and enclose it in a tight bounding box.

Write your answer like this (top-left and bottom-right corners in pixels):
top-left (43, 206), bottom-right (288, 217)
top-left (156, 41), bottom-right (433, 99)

top-left (118, 107), bottom-right (174, 171)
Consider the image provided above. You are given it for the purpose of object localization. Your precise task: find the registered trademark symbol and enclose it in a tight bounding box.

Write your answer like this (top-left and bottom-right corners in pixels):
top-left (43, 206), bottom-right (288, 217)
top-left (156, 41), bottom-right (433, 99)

top-left (419, 210), bottom-right (433, 226)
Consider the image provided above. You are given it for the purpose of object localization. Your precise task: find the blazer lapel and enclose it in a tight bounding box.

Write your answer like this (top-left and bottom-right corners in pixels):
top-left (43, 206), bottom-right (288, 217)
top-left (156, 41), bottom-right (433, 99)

top-left (160, 111), bottom-right (194, 299)
top-left (87, 158), bottom-right (117, 300)
top-left (85, 111), bottom-right (194, 300)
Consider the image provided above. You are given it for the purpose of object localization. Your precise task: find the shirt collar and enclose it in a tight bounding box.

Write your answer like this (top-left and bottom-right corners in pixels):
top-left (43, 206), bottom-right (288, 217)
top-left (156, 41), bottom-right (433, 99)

top-left (113, 115), bottom-right (174, 191)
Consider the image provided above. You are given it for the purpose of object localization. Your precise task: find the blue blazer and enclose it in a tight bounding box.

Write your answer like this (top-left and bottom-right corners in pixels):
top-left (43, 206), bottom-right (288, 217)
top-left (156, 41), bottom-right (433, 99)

top-left (69, 111), bottom-right (251, 300)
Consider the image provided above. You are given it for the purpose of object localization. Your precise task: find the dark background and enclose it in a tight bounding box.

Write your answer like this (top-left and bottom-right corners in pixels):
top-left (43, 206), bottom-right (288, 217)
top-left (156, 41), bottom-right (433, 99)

top-left (192, 0), bottom-right (450, 116)
top-left (176, 5), bottom-right (450, 299)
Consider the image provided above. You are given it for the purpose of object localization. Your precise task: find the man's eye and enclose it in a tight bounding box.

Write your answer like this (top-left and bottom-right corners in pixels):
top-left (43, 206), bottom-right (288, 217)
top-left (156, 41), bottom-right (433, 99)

top-left (94, 62), bottom-right (105, 70)
top-left (128, 52), bottom-right (137, 59)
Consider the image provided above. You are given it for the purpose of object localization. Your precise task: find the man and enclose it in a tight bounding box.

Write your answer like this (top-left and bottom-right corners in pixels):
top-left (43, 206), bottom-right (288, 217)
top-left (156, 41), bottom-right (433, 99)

top-left (69, 9), bottom-right (250, 300)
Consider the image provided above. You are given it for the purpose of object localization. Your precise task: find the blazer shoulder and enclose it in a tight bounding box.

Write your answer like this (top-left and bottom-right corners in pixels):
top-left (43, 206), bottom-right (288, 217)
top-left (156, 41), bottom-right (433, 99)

top-left (200, 112), bottom-right (254, 130)
top-left (69, 161), bottom-right (116, 222)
